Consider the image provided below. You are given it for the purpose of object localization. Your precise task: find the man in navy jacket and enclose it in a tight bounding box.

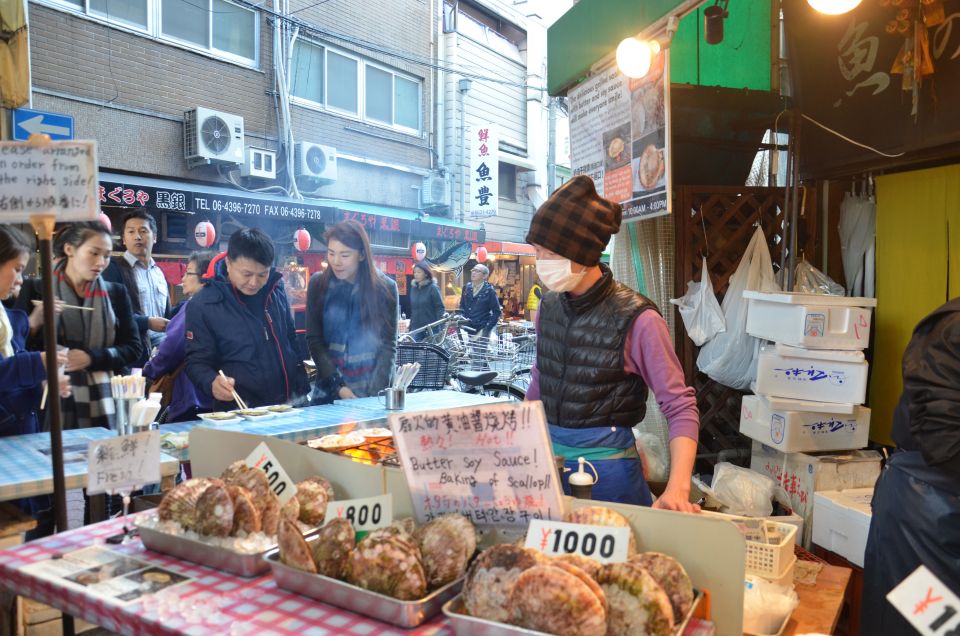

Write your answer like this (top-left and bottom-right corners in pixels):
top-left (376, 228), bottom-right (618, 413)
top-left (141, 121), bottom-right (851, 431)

top-left (458, 263), bottom-right (501, 338)
top-left (185, 228), bottom-right (308, 410)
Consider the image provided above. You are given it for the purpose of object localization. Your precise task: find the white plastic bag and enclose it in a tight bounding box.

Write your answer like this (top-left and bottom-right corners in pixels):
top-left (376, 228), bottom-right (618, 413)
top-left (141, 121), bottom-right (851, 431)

top-left (670, 257), bottom-right (726, 346)
top-left (743, 575), bottom-right (799, 635)
top-left (710, 462), bottom-right (777, 517)
top-left (793, 258), bottom-right (845, 296)
top-left (696, 227), bottom-right (779, 389)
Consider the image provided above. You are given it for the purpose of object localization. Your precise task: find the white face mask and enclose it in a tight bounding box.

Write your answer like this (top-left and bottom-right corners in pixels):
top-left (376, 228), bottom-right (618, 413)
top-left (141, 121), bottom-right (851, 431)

top-left (536, 257), bottom-right (586, 292)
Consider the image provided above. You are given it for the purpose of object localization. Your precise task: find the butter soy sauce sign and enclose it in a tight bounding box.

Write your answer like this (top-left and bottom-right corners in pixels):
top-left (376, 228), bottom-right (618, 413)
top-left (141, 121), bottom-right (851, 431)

top-left (245, 442), bottom-right (297, 505)
top-left (524, 519), bottom-right (631, 564)
top-left (86, 431), bottom-right (161, 495)
top-left (332, 494), bottom-right (392, 531)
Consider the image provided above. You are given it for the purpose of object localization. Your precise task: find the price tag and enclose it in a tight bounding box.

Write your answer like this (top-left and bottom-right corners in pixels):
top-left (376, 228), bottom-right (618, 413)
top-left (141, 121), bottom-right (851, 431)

top-left (86, 431), bottom-right (160, 495)
top-left (331, 494), bottom-right (393, 531)
top-left (245, 442), bottom-right (297, 505)
top-left (524, 519), bottom-right (630, 564)
top-left (887, 565), bottom-right (960, 636)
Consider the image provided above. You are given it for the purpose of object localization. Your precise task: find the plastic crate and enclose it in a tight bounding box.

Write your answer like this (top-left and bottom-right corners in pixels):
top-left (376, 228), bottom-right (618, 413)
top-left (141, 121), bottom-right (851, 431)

top-left (744, 521), bottom-right (798, 578)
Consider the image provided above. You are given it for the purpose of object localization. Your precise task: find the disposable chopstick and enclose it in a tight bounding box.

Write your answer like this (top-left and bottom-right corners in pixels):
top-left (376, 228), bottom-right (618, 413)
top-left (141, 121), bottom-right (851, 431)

top-left (218, 369), bottom-right (248, 410)
top-left (32, 299), bottom-right (94, 312)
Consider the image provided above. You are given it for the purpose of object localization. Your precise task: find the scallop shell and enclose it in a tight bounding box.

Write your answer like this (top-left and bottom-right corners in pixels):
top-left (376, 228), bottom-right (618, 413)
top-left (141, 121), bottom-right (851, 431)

top-left (413, 513), bottom-right (474, 588)
top-left (295, 480), bottom-right (330, 525)
top-left (194, 483), bottom-right (235, 537)
top-left (563, 506), bottom-right (638, 555)
top-left (390, 517), bottom-right (417, 536)
top-left (301, 475), bottom-right (335, 502)
top-left (281, 493), bottom-right (300, 524)
top-left (548, 560), bottom-right (607, 614)
top-left (463, 544), bottom-right (544, 622)
top-left (222, 463), bottom-right (273, 516)
top-left (278, 518), bottom-right (317, 574)
top-left (597, 562), bottom-right (674, 636)
top-left (552, 554), bottom-right (603, 580)
top-left (260, 491), bottom-right (282, 536)
top-left (157, 478), bottom-right (218, 528)
top-left (226, 485), bottom-right (261, 535)
top-left (311, 518), bottom-right (355, 579)
top-left (507, 564), bottom-right (607, 636)
top-left (345, 533), bottom-right (426, 600)
top-left (629, 552), bottom-right (694, 621)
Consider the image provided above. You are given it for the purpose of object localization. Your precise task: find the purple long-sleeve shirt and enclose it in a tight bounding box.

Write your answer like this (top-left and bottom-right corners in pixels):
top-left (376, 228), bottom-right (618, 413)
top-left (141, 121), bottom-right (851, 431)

top-left (526, 310), bottom-right (700, 442)
top-left (143, 301), bottom-right (211, 421)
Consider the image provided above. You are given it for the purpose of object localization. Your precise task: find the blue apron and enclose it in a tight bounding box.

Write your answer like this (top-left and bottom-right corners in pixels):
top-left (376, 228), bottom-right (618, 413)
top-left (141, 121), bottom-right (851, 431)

top-left (549, 425), bottom-right (653, 506)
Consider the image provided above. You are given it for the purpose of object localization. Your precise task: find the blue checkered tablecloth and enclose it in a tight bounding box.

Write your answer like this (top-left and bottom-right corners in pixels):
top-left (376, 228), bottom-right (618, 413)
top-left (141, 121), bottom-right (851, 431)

top-left (334, 389), bottom-right (510, 412)
top-left (0, 427), bottom-right (181, 502)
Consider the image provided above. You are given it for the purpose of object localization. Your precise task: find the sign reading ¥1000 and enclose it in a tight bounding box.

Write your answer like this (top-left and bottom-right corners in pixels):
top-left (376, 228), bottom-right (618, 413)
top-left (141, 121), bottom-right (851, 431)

top-left (0, 140), bottom-right (99, 222)
top-left (388, 401), bottom-right (564, 527)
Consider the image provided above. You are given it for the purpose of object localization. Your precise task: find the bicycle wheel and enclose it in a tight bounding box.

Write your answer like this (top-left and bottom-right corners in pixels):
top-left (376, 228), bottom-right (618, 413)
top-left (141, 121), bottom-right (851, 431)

top-left (483, 382), bottom-right (526, 401)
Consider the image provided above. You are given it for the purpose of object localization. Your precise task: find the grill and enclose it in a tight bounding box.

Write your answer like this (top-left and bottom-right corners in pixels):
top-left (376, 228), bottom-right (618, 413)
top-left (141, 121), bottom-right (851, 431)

top-left (305, 436), bottom-right (399, 467)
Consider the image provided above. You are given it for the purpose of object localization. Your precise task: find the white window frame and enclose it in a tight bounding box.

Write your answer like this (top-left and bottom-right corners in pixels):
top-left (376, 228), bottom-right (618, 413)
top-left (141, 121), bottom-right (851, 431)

top-left (289, 37), bottom-right (423, 136)
top-left (39, 0), bottom-right (259, 68)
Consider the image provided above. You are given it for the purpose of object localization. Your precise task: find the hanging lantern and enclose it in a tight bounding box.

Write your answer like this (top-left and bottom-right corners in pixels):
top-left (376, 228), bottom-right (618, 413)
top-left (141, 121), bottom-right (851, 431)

top-left (194, 221), bottom-right (216, 248)
top-left (98, 213), bottom-right (112, 232)
top-left (294, 228), bottom-right (311, 251)
top-left (411, 241), bottom-right (426, 261)
top-left (476, 246), bottom-right (489, 263)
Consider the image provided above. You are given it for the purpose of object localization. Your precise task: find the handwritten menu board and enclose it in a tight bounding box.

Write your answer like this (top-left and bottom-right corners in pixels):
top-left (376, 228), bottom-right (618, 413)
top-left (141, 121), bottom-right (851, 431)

top-left (0, 140), bottom-right (99, 222)
top-left (388, 401), bottom-right (564, 527)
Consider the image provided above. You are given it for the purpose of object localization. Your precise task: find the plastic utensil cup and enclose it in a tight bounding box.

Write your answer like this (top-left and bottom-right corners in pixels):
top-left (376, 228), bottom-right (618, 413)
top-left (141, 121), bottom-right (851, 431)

top-left (378, 387), bottom-right (405, 410)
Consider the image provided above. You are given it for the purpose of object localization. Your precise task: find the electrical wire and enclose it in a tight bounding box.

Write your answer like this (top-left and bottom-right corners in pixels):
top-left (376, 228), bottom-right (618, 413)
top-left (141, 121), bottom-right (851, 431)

top-left (801, 113), bottom-right (906, 158)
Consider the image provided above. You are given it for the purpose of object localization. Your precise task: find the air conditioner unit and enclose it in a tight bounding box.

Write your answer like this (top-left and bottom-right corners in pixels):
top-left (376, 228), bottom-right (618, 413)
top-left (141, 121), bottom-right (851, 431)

top-left (240, 147), bottom-right (277, 180)
top-left (183, 107), bottom-right (245, 168)
top-left (294, 142), bottom-right (338, 183)
top-left (421, 171), bottom-right (451, 208)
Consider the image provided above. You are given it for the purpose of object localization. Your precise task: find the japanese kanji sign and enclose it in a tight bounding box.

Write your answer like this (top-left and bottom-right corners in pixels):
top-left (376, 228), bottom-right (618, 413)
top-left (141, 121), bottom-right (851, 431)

top-left (388, 401), bottom-right (564, 527)
top-left (86, 431), bottom-right (160, 495)
top-left (468, 124), bottom-right (499, 219)
top-left (0, 140), bottom-right (98, 222)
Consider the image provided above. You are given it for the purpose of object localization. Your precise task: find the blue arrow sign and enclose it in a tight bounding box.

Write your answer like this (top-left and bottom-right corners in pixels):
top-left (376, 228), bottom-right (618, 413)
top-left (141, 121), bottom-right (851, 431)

top-left (12, 108), bottom-right (75, 141)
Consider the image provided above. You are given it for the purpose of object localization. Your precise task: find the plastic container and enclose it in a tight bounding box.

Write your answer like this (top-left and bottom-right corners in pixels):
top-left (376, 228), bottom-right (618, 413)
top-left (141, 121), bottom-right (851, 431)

top-left (757, 554), bottom-right (796, 588)
top-left (744, 290), bottom-right (876, 350)
top-left (744, 520), bottom-right (798, 579)
top-left (755, 344), bottom-right (869, 404)
top-left (740, 394), bottom-right (871, 453)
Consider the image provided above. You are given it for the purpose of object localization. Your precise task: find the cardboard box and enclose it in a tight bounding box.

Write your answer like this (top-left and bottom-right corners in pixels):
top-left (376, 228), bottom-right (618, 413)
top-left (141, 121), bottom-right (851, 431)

top-left (744, 290), bottom-right (875, 350)
top-left (740, 394), bottom-right (870, 453)
top-left (750, 441), bottom-right (881, 548)
top-left (812, 488), bottom-right (873, 567)
top-left (755, 344), bottom-right (869, 405)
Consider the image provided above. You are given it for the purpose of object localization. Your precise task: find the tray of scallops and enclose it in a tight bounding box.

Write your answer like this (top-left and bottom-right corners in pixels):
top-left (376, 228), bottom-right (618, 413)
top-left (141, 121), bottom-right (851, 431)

top-left (137, 460), bottom-right (334, 577)
top-left (265, 513), bottom-right (477, 627)
top-left (443, 506), bottom-right (701, 636)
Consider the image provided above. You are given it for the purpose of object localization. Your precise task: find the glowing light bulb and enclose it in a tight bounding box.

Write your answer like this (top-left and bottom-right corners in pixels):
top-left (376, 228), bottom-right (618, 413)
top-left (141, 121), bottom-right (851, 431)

top-left (807, 0), bottom-right (861, 15)
top-left (616, 37), bottom-right (653, 79)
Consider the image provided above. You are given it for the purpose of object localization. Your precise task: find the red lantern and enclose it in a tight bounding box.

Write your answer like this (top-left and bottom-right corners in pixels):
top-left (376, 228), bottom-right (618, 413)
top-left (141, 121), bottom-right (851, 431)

top-left (476, 246), bottom-right (489, 263)
top-left (294, 228), bottom-right (311, 252)
top-left (194, 221), bottom-right (216, 248)
top-left (98, 213), bottom-right (112, 232)
top-left (411, 241), bottom-right (426, 261)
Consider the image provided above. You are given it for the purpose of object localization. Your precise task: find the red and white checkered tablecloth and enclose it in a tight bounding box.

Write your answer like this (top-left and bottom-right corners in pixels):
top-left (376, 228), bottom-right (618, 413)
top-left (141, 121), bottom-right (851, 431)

top-left (0, 515), bottom-right (714, 635)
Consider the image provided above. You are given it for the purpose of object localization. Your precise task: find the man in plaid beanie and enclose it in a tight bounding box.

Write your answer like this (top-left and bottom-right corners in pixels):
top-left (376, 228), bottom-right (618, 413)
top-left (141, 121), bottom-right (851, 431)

top-left (525, 176), bottom-right (700, 511)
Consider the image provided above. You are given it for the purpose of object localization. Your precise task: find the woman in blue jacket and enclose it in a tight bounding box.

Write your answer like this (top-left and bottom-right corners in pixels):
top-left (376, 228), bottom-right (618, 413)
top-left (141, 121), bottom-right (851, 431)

top-left (0, 226), bottom-right (69, 532)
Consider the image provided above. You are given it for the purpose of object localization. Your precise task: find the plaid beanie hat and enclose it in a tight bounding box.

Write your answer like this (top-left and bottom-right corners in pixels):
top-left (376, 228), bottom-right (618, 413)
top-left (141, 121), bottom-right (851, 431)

top-left (525, 175), bottom-right (622, 266)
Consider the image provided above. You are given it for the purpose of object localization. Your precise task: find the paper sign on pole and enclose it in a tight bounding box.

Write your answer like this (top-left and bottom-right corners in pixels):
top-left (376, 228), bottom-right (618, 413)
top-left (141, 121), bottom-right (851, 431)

top-left (388, 401), bottom-right (564, 526)
top-left (887, 565), bottom-right (960, 636)
top-left (86, 431), bottom-right (161, 495)
top-left (468, 124), bottom-right (499, 219)
top-left (245, 441), bottom-right (298, 505)
top-left (0, 140), bottom-right (99, 222)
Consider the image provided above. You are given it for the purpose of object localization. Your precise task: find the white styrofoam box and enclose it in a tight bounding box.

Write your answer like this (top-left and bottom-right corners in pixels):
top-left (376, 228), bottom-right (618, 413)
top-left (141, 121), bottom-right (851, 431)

top-left (750, 441), bottom-right (882, 548)
top-left (755, 344), bottom-right (869, 404)
top-left (740, 394), bottom-right (871, 453)
top-left (812, 488), bottom-right (873, 567)
top-left (744, 291), bottom-right (877, 350)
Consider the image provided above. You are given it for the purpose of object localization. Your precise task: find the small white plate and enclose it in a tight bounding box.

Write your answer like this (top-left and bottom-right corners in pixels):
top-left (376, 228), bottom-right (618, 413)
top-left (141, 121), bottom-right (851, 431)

top-left (232, 409), bottom-right (277, 422)
top-left (197, 412), bottom-right (243, 424)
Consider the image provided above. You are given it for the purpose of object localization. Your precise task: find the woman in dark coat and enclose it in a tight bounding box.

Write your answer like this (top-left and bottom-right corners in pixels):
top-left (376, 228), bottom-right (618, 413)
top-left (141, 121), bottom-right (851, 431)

top-left (408, 261), bottom-right (445, 341)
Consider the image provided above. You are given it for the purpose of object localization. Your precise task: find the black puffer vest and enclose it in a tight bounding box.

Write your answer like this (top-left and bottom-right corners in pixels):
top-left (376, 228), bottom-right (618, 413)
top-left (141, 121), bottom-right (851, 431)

top-left (537, 266), bottom-right (657, 429)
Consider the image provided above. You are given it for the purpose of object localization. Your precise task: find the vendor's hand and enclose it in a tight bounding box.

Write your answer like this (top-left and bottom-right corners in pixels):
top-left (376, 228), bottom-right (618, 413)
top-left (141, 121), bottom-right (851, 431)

top-left (338, 386), bottom-right (358, 400)
top-left (28, 299), bottom-right (63, 333)
top-left (64, 349), bottom-right (92, 372)
top-left (652, 487), bottom-right (701, 513)
top-left (148, 317), bottom-right (169, 332)
top-left (212, 374), bottom-right (237, 402)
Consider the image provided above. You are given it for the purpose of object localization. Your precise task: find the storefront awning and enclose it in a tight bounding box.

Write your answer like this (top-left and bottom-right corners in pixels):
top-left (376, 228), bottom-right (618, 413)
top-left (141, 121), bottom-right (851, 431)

top-left (98, 172), bottom-right (482, 243)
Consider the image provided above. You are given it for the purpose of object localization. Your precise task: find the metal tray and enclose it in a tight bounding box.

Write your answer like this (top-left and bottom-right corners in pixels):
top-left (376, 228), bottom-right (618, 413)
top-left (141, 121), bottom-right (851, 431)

top-left (442, 589), bottom-right (703, 636)
top-left (138, 523), bottom-right (275, 578)
top-left (265, 543), bottom-right (463, 628)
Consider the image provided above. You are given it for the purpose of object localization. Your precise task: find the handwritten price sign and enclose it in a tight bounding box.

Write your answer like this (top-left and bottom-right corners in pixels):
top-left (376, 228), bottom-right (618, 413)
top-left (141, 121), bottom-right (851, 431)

top-left (887, 566), bottom-right (960, 636)
top-left (524, 519), bottom-right (630, 564)
top-left (332, 494), bottom-right (393, 531)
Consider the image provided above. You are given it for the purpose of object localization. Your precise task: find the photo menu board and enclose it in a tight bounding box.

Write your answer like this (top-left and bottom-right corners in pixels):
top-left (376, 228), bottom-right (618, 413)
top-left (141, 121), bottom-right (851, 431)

top-left (568, 51), bottom-right (671, 222)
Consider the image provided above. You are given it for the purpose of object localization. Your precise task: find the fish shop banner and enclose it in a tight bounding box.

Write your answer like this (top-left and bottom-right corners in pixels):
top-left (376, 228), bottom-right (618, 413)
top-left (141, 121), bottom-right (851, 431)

top-left (568, 51), bottom-right (671, 222)
top-left (468, 124), bottom-right (499, 220)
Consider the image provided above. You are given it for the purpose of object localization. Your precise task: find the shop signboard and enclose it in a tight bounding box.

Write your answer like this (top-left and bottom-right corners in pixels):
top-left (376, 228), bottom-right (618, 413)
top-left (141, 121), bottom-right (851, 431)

top-left (467, 124), bottom-right (499, 219)
top-left (0, 140), bottom-right (98, 222)
top-left (389, 401), bottom-right (564, 527)
top-left (86, 430), bottom-right (161, 496)
top-left (568, 50), bottom-right (671, 222)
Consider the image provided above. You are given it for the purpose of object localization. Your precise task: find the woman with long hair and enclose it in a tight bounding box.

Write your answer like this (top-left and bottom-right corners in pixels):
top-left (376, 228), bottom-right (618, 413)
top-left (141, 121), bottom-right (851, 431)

top-left (306, 220), bottom-right (399, 402)
top-left (408, 261), bottom-right (444, 341)
top-left (47, 221), bottom-right (142, 429)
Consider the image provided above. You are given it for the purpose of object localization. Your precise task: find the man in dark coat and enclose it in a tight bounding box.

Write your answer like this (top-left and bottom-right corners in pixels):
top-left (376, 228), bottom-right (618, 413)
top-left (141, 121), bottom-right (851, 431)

top-left (458, 263), bottom-right (501, 339)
